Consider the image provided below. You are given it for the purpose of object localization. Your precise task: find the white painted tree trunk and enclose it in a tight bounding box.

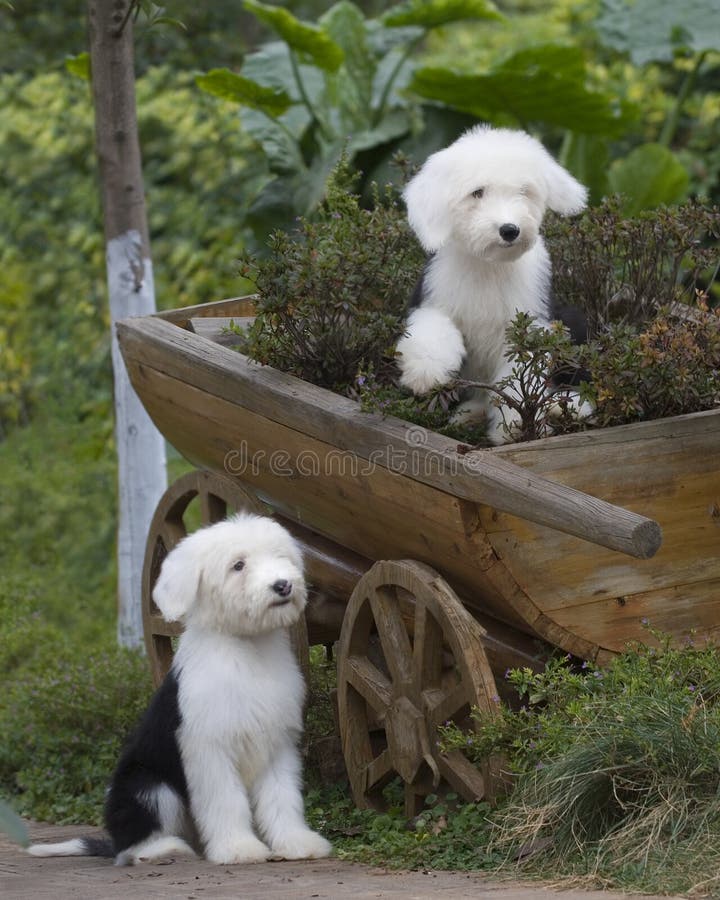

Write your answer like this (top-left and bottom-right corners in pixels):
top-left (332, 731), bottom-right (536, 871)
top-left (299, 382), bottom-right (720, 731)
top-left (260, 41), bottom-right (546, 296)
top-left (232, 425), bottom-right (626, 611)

top-left (107, 232), bottom-right (167, 648)
top-left (88, 0), bottom-right (167, 648)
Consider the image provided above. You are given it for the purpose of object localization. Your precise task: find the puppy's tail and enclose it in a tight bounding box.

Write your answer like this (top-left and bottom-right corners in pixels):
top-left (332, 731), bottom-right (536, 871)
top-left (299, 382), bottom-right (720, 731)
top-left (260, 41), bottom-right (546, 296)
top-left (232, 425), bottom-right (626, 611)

top-left (27, 835), bottom-right (114, 858)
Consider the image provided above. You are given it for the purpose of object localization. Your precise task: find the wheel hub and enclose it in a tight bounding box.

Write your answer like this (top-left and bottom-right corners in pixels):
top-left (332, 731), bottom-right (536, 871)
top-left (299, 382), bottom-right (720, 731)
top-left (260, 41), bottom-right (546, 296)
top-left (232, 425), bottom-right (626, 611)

top-left (385, 695), bottom-right (437, 785)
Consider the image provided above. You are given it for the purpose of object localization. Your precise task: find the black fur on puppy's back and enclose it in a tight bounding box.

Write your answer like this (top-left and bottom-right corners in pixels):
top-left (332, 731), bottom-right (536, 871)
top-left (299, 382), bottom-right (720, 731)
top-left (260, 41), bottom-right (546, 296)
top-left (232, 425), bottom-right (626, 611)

top-left (407, 258), bottom-right (432, 312)
top-left (104, 667), bottom-right (190, 855)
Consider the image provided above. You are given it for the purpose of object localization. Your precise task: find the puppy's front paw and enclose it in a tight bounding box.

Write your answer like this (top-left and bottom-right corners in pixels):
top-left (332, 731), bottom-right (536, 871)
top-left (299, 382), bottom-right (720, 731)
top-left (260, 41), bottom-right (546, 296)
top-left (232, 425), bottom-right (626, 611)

top-left (397, 351), bottom-right (458, 396)
top-left (270, 829), bottom-right (332, 861)
top-left (450, 398), bottom-right (488, 426)
top-left (547, 393), bottom-right (595, 423)
top-left (206, 835), bottom-right (271, 865)
top-left (485, 404), bottom-right (523, 445)
top-left (396, 307), bottom-right (466, 396)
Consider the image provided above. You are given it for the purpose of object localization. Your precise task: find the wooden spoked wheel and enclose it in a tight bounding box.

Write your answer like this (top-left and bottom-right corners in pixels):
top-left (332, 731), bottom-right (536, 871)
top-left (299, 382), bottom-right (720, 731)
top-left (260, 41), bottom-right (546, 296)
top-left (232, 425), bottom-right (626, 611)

top-left (337, 559), bottom-right (502, 817)
top-left (142, 470), bottom-right (266, 686)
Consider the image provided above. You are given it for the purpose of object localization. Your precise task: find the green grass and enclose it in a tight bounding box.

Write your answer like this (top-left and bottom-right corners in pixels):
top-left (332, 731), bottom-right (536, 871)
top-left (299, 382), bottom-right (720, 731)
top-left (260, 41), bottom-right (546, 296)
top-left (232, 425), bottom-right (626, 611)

top-left (0, 407), bottom-right (155, 823)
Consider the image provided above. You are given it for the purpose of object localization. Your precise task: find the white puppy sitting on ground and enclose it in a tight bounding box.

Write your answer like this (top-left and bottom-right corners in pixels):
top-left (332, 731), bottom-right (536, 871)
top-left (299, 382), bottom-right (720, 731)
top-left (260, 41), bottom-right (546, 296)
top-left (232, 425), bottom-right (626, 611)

top-left (396, 125), bottom-right (587, 443)
top-left (28, 513), bottom-right (332, 866)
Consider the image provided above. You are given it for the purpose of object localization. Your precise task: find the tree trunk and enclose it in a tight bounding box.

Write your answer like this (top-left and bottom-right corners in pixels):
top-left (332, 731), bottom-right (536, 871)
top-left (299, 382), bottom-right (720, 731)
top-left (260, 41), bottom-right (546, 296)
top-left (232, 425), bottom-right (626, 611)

top-left (88, 0), bottom-right (167, 648)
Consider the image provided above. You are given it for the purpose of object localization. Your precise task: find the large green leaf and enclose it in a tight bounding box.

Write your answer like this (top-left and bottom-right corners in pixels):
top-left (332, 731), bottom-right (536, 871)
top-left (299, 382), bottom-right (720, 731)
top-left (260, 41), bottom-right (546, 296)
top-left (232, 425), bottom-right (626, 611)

top-left (370, 45), bottom-right (417, 113)
top-left (383, 0), bottom-right (503, 28)
top-left (241, 106), bottom-right (310, 175)
top-left (596, 0), bottom-right (720, 65)
top-left (321, 1), bottom-right (375, 125)
top-left (245, 176), bottom-right (300, 241)
top-left (411, 45), bottom-right (633, 136)
top-left (245, 145), bottom-right (344, 238)
top-left (243, 0), bottom-right (344, 72)
top-left (294, 141), bottom-right (347, 215)
top-left (242, 41), bottom-right (325, 104)
top-left (608, 143), bottom-right (690, 213)
top-left (347, 109), bottom-right (414, 154)
top-left (366, 105), bottom-right (476, 185)
top-left (196, 69), bottom-right (292, 116)
top-left (562, 133), bottom-right (611, 205)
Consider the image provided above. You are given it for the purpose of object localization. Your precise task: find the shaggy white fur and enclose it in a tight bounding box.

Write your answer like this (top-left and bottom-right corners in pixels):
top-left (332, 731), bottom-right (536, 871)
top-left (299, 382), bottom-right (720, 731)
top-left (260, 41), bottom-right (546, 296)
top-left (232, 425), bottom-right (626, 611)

top-left (396, 125), bottom-right (587, 442)
top-left (27, 514), bottom-right (332, 867)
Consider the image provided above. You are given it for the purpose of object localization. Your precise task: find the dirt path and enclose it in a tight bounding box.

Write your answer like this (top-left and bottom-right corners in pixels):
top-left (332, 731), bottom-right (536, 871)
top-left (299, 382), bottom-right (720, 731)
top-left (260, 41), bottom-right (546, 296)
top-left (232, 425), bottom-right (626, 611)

top-left (1, 822), bottom-right (683, 900)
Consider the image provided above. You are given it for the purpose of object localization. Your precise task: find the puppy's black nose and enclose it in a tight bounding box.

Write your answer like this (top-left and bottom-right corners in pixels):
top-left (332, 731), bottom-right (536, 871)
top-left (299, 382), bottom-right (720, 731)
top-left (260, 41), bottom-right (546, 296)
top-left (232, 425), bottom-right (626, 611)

top-left (499, 223), bottom-right (520, 242)
top-left (272, 579), bottom-right (292, 598)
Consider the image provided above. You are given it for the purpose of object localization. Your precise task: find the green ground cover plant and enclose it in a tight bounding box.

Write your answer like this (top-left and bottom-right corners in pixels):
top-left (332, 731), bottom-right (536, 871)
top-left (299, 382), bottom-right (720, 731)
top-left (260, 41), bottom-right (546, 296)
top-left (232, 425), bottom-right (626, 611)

top-left (0, 412), bottom-right (154, 823)
top-left (438, 633), bottom-right (720, 895)
top-left (238, 160), bottom-right (423, 389)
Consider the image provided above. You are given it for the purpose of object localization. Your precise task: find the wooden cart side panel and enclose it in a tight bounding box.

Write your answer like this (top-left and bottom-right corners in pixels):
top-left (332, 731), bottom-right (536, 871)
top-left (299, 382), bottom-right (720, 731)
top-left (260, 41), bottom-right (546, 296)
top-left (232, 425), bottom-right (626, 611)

top-left (485, 412), bottom-right (720, 652)
top-left (552, 578), bottom-right (720, 652)
top-left (154, 296), bottom-right (258, 328)
top-left (116, 317), bottom-right (659, 560)
top-left (125, 358), bottom-right (603, 658)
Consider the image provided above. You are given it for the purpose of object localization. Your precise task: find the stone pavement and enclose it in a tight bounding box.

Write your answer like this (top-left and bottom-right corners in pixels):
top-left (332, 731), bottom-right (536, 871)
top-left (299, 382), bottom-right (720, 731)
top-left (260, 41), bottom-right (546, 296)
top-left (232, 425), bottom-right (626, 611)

top-left (0, 822), bottom-right (686, 900)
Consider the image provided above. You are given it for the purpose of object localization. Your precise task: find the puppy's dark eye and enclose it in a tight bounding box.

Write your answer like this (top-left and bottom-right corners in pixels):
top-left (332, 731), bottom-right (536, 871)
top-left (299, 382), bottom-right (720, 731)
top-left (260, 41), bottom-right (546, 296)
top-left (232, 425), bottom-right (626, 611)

top-left (472, 188), bottom-right (484, 199)
top-left (232, 560), bottom-right (245, 572)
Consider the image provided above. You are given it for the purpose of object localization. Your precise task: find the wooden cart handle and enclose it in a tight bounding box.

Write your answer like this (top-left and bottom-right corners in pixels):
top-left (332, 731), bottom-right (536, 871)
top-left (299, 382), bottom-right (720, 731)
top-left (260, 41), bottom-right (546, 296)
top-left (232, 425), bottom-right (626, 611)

top-left (117, 316), bottom-right (662, 560)
top-left (454, 451), bottom-right (661, 559)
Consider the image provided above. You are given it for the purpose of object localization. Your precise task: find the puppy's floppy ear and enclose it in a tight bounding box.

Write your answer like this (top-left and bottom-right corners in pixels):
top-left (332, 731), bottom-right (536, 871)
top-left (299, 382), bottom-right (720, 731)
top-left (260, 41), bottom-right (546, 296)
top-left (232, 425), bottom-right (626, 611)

top-left (403, 153), bottom-right (458, 252)
top-left (152, 536), bottom-right (201, 622)
top-left (542, 156), bottom-right (588, 216)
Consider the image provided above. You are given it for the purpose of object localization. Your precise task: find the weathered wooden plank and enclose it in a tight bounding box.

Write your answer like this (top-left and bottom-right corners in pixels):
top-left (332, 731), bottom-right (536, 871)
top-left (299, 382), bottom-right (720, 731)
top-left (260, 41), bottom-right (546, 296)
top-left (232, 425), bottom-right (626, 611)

top-left (478, 413), bottom-right (720, 653)
top-left (116, 315), bottom-right (661, 559)
top-left (550, 578), bottom-right (720, 652)
top-left (156, 295), bottom-right (258, 328)
top-left (492, 405), bottom-right (720, 456)
top-left (188, 317), bottom-right (254, 346)
top-left (125, 361), bottom-right (532, 633)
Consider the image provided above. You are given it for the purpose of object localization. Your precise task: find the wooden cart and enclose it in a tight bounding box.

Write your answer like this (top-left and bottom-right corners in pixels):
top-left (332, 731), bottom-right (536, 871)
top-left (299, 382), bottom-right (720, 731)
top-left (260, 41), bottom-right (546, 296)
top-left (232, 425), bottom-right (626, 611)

top-left (117, 297), bottom-right (720, 815)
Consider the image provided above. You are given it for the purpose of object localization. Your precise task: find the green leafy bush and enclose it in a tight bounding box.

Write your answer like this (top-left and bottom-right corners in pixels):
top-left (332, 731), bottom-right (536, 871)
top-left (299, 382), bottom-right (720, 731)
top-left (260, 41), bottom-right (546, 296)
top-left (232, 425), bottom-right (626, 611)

top-left (0, 411), bottom-right (153, 824)
top-left (585, 305), bottom-right (720, 426)
top-left (545, 197), bottom-right (720, 337)
top-left (0, 640), bottom-right (152, 824)
top-left (240, 180), bottom-right (720, 443)
top-left (439, 634), bottom-right (720, 892)
top-left (0, 65), bottom-right (255, 436)
top-left (240, 161), bottom-right (424, 389)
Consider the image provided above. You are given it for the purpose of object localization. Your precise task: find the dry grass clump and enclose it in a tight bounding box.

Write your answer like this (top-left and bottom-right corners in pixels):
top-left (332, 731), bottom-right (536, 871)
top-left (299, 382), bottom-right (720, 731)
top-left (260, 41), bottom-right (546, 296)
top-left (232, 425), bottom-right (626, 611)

top-left (441, 634), bottom-right (720, 894)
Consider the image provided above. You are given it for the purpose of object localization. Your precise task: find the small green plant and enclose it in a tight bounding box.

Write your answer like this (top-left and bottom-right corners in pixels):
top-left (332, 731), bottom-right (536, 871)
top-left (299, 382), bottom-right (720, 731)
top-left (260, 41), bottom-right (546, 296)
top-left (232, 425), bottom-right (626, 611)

top-left (239, 160), bottom-right (424, 391)
top-left (305, 781), bottom-right (497, 870)
top-left (353, 365), bottom-right (488, 444)
top-left (478, 313), bottom-right (590, 443)
top-left (545, 197), bottom-right (720, 337)
top-left (439, 632), bottom-right (720, 893)
top-left (584, 302), bottom-right (720, 426)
